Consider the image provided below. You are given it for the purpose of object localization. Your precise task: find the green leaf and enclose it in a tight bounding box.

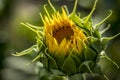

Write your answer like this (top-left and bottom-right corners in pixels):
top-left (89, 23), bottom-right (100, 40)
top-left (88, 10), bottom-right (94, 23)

top-left (84, 47), bottom-right (96, 61)
top-left (79, 61), bottom-right (94, 74)
top-left (69, 73), bottom-right (83, 80)
top-left (62, 56), bottom-right (76, 75)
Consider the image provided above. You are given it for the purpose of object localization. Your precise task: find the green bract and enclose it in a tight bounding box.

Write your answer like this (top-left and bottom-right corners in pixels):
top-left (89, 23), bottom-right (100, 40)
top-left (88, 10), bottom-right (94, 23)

top-left (13, 0), bottom-right (120, 80)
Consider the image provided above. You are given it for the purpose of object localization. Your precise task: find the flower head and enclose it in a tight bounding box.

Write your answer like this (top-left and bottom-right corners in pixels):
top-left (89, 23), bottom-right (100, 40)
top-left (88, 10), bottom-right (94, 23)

top-left (44, 8), bottom-right (86, 55)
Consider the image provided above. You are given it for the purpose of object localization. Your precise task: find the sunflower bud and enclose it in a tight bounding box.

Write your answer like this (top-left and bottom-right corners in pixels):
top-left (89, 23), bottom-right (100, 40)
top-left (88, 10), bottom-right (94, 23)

top-left (13, 0), bottom-right (120, 80)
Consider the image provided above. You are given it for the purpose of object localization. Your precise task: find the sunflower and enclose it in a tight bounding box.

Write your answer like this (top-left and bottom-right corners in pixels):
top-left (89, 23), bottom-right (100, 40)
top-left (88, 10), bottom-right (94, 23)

top-left (13, 0), bottom-right (120, 79)
top-left (43, 7), bottom-right (86, 56)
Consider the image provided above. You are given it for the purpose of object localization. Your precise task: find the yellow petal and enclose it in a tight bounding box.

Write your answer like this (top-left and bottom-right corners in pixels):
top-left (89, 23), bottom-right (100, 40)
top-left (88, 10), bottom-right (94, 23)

top-left (62, 7), bottom-right (68, 19)
top-left (47, 33), bottom-right (58, 53)
top-left (56, 38), bottom-right (67, 55)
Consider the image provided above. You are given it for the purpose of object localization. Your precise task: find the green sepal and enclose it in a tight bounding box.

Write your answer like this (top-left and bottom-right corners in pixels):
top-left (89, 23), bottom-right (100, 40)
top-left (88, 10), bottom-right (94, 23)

top-left (93, 30), bottom-right (101, 38)
top-left (47, 55), bottom-right (58, 69)
top-left (84, 47), bottom-right (96, 61)
top-left (56, 54), bottom-right (66, 69)
top-left (101, 33), bottom-right (120, 49)
top-left (83, 0), bottom-right (98, 29)
top-left (12, 45), bottom-right (37, 56)
top-left (70, 54), bottom-right (81, 71)
top-left (69, 0), bottom-right (82, 27)
top-left (79, 61), bottom-right (94, 74)
top-left (94, 10), bottom-right (112, 30)
top-left (62, 56), bottom-right (76, 75)
top-left (100, 24), bottom-right (110, 35)
top-left (90, 38), bottom-right (102, 54)
top-left (83, 18), bottom-right (93, 31)
top-left (45, 51), bottom-right (58, 69)
top-left (78, 49), bottom-right (85, 62)
top-left (101, 37), bottom-right (113, 50)
top-left (69, 13), bottom-right (83, 27)
top-left (69, 73), bottom-right (83, 80)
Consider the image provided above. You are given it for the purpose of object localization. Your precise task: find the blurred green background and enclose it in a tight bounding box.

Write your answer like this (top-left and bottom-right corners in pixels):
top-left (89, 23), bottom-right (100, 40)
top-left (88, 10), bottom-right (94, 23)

top-left (0, 0), bottom-right (120, 80)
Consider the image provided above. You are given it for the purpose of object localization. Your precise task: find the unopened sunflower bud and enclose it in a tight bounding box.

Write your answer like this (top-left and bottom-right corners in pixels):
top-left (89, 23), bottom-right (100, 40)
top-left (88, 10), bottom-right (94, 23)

top-left (13, 0), bottom-right (120, 80)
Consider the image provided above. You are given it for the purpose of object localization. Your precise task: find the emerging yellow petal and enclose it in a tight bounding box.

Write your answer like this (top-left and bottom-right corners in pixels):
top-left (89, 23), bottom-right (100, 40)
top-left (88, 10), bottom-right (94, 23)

top-left (44, 8), bottom-right (87, 55)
